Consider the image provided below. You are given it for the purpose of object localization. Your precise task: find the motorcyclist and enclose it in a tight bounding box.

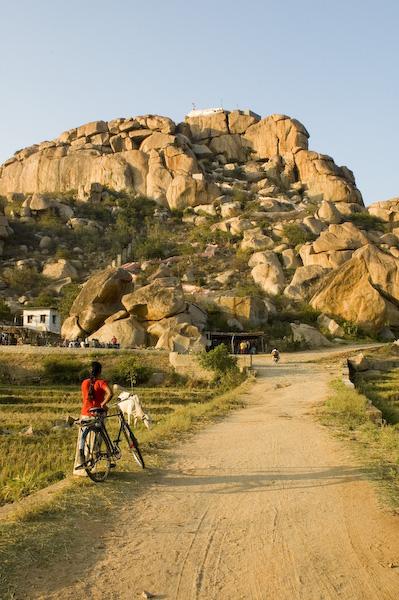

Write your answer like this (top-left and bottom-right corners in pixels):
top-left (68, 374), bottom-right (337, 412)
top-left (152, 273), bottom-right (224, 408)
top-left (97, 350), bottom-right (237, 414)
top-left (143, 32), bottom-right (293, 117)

top-left (271, 348), bottom-right (280, 362)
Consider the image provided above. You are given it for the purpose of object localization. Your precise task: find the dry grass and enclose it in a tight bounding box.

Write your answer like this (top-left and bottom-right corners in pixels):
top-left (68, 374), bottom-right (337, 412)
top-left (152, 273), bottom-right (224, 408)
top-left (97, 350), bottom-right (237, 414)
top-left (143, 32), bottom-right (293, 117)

top-left (320, 379), bottom-right (399, 511)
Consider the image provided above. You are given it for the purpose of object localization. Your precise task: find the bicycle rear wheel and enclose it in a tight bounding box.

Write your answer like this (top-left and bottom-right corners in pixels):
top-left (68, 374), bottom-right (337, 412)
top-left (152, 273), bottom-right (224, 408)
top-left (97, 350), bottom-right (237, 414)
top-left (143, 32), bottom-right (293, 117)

top-left (81, 427), bottom-right (111, 482)
top-left (123, 423), bottom-right (145, 469)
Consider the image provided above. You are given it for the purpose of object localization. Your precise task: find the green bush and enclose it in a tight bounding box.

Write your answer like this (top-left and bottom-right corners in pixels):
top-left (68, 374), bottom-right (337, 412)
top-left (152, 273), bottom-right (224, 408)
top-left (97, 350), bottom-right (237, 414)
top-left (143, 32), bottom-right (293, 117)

top-left (346, 213), bottom-right (386, 232)
top-left (188, 225), bottom-right (233, 248)
top-left (342, 320), bottom-right (359, 338)
top-left (26, 292), bottom-right (58, 308)
top-left (282, 223), bottom-right (316, 246)
top-left (323, 380), bottom-right (369, 428)
top-left (234, 281), bottom-right (263, 298)
top-left (58, 284), bottom-right (81, 321)
top-left (109, 356), bottom-right (152, 388)
top-left (198, 344), bottom-right (238, 376)
top-left (206, 307), bottom-right (230, 332)
top-left (0, 299), bottom-right (12, 323)
top-left (2, 267), bottom-right (49, 295)
top-left (279, 302), bottom-right (321, 324)
top-left (42, 357), bottom-right (85, 384)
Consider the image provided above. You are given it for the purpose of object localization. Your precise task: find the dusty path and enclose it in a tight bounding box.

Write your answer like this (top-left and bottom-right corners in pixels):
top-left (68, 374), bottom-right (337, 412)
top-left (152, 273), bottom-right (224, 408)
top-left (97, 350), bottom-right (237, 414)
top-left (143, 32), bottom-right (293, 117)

top-left (32, 349), bottom-right (399, 599)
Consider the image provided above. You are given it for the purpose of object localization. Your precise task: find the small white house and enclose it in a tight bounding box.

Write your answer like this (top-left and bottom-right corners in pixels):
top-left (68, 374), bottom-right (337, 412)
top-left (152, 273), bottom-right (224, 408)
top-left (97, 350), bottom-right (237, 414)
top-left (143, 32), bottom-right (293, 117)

top-left (22, 308), bottom-right (61, 334)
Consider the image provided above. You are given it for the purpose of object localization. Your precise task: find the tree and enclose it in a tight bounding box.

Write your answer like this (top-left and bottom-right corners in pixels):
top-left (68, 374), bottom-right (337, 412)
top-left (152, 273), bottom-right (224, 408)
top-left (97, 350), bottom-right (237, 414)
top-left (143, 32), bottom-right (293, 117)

top-left (58, 283), bottom-right (81, 321)
top-left (0, 299), bottom-right (12, 323)
top-left (198, 344), bottom-right (238, 377)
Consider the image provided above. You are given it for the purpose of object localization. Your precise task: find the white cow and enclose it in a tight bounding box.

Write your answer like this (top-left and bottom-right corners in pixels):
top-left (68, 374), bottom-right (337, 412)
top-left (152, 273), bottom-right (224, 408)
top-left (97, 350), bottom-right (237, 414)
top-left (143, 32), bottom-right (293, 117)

top-left (114, 386), bottom-right (151, 429)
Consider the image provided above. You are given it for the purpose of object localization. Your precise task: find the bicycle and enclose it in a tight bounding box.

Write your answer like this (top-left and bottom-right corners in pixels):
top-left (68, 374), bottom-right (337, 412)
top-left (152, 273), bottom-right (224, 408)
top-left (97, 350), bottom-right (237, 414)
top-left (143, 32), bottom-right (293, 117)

top-left (77, 403), bottom-right (145, 482)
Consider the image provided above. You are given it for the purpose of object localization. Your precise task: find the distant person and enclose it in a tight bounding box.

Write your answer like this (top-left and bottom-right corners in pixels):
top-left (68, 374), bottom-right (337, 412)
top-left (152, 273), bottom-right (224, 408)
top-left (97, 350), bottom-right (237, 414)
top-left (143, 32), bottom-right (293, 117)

top-left (250, 344), bottom-right (257, 355)
top-left (239, 340), bottom-right (246, 354)
top-left (271, 348), bottom-right (280, 363)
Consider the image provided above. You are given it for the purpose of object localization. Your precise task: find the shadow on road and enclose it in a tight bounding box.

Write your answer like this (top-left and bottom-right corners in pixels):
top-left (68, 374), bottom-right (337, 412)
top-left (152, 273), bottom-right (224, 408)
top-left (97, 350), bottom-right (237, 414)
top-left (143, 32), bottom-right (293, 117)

top-left (151, 465), bottom-right (375, 494)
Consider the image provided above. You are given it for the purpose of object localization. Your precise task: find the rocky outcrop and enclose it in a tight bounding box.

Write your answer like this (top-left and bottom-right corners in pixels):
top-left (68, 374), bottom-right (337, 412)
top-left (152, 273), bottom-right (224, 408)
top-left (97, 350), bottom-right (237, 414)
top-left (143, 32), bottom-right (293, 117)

top-left (62, 267), bottom-right (205, 350)
top-left (122, 278), bottom-right (186, 321)
top-left (293, 150), bottom-right (362, 204)
top-left (368, 198), bottom-right (399, 223)
top-left (89, 316), bottom-right (146, 348)
top-left (214, 295), bottom-right (268, 326)
top-left (62, 267), bottom-right (133, 335)
top-left (311, 244), bottom-right (399, 331)
top-left (290, 323), bottom-right (332, 348)
top-left (42, 259), bottom-right (78, 281)
top-left (299, 222), bottom-right (368, 269)
top-left (249, 251), bottom-right (285, 295)
top-left (284, 265), bottom-right (330, 301)
top-left (0, 109), bottom-right (363, 211)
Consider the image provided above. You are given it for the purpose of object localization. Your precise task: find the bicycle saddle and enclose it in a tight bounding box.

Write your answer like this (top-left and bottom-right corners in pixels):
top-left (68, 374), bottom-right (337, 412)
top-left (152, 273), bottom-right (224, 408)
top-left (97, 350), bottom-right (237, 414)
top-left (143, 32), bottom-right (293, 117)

top-left (89, 407), bottom-right (106, 415)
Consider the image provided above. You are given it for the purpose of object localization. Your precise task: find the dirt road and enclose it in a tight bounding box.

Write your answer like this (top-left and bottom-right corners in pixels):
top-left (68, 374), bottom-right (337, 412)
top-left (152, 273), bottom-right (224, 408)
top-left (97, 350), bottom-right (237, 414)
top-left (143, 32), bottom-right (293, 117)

top-left (32, 349), bottom-right (399, 599)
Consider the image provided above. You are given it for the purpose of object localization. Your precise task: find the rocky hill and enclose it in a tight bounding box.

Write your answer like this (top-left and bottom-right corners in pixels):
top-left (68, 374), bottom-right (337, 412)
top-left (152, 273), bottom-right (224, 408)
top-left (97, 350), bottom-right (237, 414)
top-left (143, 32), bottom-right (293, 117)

top-left (0, 108), bottom-right (398, 349)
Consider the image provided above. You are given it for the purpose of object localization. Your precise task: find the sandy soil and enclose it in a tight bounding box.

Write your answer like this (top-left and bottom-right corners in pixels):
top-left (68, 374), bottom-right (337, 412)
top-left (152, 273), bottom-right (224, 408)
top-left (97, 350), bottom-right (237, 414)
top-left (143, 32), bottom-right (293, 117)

top-left (27, 348), bottom-right (399, 599)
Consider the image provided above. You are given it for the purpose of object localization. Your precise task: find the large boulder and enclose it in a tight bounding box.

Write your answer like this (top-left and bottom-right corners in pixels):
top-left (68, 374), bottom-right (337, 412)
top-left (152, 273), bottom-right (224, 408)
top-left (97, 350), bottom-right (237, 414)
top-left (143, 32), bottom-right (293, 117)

top-left (317, 314), bottom-right (344, 337)
top-left (317, 200), bottom-right (342, 224)
top-left (299, 243), bottom-right (354, 269)
top-left (122, 277), bottom-right (186, 321)
top-left (67, 267), bottom-right (133, 334)
top-left (311, 244), bottom-right (399, 331)
top-left (241, 228), bottom-right (274, 252)
top-left (250, 252), bottom-right (285, 295)
top-left (312, 222), bottom-right (368, 253)
top-left (147, 317), bottom-right (205, 353)
top-left (42, 259), bottom-right (78, 281)
top-left (209, 134), bottom-right (248, 162)
top-left (89, 316), bottom-right (145, 348)
top-left (284, 265), bottom-right (330, 301)
top-left (61, 315), bottom-right (85, 340)
top-left (300, 224), bottom-right (368, 268)
top-left (228, 110), bottom-right (260, 134)
top-left (293, 149), bottom-right (363, 205)
top-left (368, 198), bottom-right (399, 223)
top-left (214, 295), bottom-right (268, 326)
top-left (166, 174), bottom-right (217, 210)
top-left (185, 110), bottom-right (229, 141)
top-left (243, 114), bottom-right (309, 159)
top-left (290, 323), bottom-right (332, 348)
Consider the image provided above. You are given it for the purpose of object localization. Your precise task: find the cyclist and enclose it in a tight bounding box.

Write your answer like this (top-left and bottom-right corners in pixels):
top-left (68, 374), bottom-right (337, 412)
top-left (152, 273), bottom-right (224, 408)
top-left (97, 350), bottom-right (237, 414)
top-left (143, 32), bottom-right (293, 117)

top-left (271, 348), bottom-right (280, 363)
top-left (73, 361), bottom-right (113, 474)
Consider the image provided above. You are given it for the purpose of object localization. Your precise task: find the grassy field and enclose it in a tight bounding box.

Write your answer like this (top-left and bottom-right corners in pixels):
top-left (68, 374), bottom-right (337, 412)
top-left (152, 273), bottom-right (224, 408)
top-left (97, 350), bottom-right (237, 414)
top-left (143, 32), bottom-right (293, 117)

top-left (321, 379), bottom-right (399, 510)
top-left (0, 382), bottom-right (220, 506)
top-left (355, 367), bottom-right (399, 424)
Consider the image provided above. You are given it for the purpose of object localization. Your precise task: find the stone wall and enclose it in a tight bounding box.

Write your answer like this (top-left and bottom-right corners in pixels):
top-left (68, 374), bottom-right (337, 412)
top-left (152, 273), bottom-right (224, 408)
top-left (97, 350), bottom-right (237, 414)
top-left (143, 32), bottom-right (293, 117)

top-left (169, 351), bottom-right (252, 381)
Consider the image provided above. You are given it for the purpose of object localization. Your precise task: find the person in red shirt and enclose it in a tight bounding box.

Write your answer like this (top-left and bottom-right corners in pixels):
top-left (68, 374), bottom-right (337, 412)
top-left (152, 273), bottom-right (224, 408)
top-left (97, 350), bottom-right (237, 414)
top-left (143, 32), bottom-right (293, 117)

top-left (74, 361), bottom-right (112, 474)
top-left (81, 361), bottom-right (112, 417)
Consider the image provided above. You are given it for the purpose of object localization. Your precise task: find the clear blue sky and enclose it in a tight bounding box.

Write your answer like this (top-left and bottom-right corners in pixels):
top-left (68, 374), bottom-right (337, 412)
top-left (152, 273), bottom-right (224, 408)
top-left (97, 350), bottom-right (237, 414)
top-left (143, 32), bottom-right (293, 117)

top-left (0, 0), bottom-right (398, 205)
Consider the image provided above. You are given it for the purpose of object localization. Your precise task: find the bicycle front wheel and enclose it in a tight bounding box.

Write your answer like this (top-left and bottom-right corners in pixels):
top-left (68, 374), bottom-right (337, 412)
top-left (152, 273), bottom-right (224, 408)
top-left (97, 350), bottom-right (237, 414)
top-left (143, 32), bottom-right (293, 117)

top-left (81, 427), bottom-right (111, 482)
top-left (123, 423), bottom-right (145, 469)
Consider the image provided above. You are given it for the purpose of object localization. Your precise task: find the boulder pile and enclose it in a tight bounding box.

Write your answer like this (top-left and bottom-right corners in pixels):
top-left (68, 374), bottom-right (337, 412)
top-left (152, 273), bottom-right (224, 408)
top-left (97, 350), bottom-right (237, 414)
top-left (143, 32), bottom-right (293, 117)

top-left (0, 109), bottom-right (361, 211)
top-left (2, 107), bottom-right (399, 342)
top-left (61, 267), bottom-right (207, 351)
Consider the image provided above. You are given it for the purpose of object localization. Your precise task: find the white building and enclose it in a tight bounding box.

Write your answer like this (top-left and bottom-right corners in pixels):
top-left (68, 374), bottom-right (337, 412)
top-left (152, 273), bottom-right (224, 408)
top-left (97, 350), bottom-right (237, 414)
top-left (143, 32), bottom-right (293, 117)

top-left (22, 307), bottom-right (61, 334)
